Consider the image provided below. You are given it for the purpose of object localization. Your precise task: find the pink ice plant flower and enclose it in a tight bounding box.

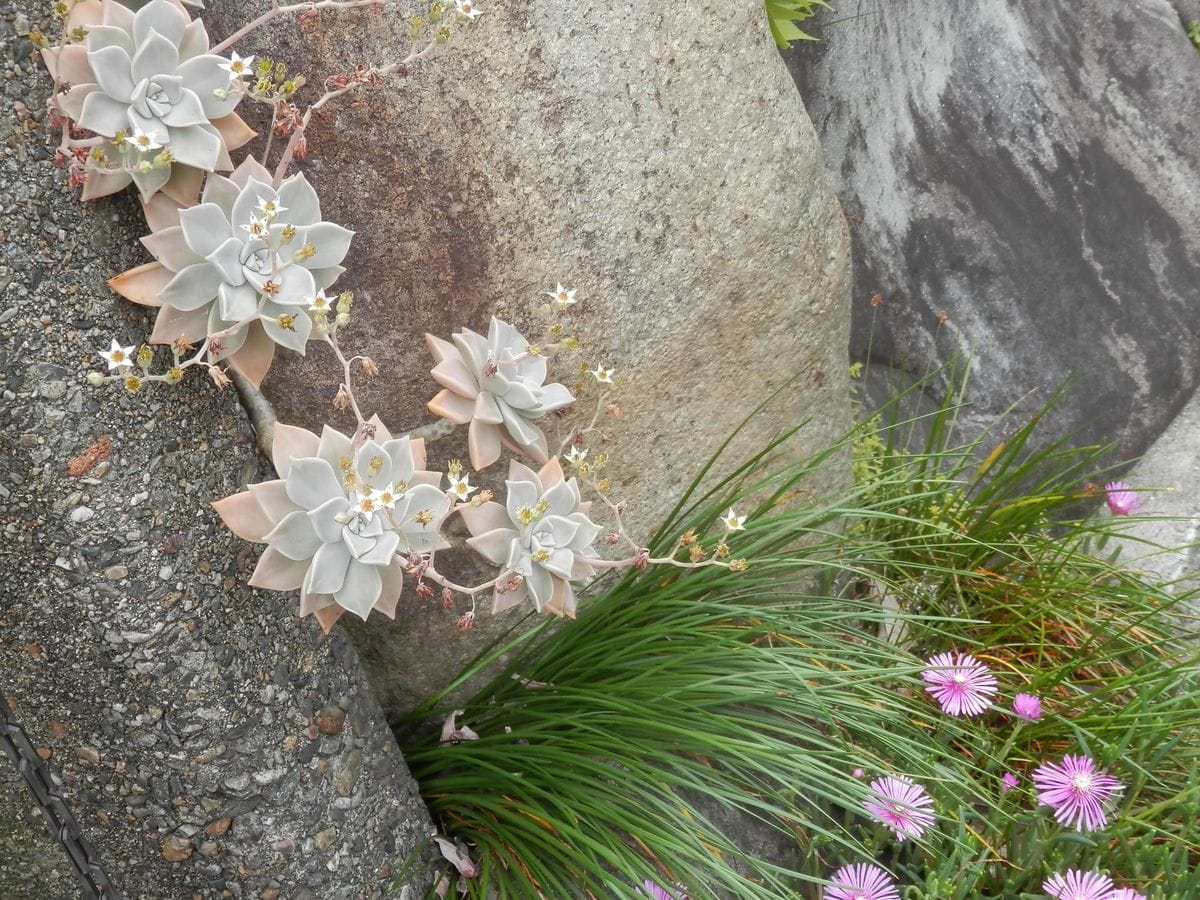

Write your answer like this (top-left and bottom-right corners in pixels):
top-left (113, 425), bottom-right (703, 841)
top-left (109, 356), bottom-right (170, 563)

top-left (1042, 869), bottom-right (1115, 900)
top-left (637, 880), bottom-right (686, 899)
top-left (1001, 772), bottom-right (1019, 792)
top-left (1012, 692), bottom-right (1043, 720)
top-left (863, 775), bottom-right (935, 841)
top-left (1104, 481), bottom-right (1143, 515)
top-left (922, 651), bottom-right (998, 716)
top-left (1032, 754), bottom-right (1123, 832)
top-left (824, 862), bottom-right (900, 900)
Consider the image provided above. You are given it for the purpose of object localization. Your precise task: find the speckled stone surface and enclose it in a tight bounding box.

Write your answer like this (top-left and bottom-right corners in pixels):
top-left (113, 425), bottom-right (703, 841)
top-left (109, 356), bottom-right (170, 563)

top-left (199, 0), bottom-right (854, 714)
top-left (787, 0), bottom-right (1200, 461)
top-left (0, 3), bottom-right (435, 896)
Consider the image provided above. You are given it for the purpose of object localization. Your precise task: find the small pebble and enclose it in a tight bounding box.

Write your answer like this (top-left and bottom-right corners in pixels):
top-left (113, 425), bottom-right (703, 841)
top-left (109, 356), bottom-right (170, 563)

top-left (70, 506), bottom-right (95, 523)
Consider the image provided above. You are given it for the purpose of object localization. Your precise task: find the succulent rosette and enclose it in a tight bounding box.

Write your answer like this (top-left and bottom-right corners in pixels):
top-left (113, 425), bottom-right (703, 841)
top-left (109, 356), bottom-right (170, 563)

top-left (213, 419), bottom-right (448, 632)
top-left (426, 317), bottom-right (575, 470)
top-left (461, 458), bottom-right (601, 617)
top-left (107, 155), bottom-right (353, 386)
top-left (44, 0), bottom-right (254, 203)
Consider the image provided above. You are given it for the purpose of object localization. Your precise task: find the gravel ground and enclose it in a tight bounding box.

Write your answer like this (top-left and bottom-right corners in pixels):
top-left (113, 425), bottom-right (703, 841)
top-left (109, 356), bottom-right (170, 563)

top-left (0, 4), bottom-right (435, 897)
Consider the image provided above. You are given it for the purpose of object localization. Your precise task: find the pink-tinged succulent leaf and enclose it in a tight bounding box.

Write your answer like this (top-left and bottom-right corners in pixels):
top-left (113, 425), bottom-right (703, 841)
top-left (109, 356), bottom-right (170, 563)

top-left (375, 561), bottom-right (405, 619)
top-left (248, 546), bottom-right (309, 591)
top-left (467, 419), bottom-right (503, 471)
top-left (459, 501), bottom-right (512, 535)
top-left (466, 528), bottom-right (518, 567)
top-left (299, 587), bottom-right (333, 617)
top-left (228, 154), bottom-right (273, 188)
top-left (409, 437), bottom-right (428, 471)
top-left (366, 413), bottom-right (393, 443)
top-left (473, 392), bottom-right (504, 425)
top-left (537, 456), bottom-right (565, 490)
top-left (143, 192), bottom-right (185, 231)
top-left (108, 261), bottom-right (171, 306)
top-left (431, 357), bottom-right (478, 397)
top-left (41, 44), bottom-right (94, 84)
top-left (425, 332), bottom-right (459, 365)
top-left (81, 166), bottom-right (134, 201)
top-left (55, 83), bottom-right (97, 120)
top-left (428, 389), bottom-right (474, 425)
top-left (67, 0), bottom-right (104, 29)
top-left (314, 604), bottom-right (344, 634)
top-left (212, 490), bottom-right (272, 542)
top-left (141, 226), bottom-right (203, 270)
top-left (270, 423), bottom-right (321, 479)
top-left (492, 580), bottom-right (528, 614)
top-left (211, 111), bottom-right (255, 151)
top-left (149, 303), bottom-right (208, 344)
top-left (160, 163), bottom-right (204, 207)
top-left (334, 562), bottom-right (381, 620)
top-left (543, 576), bottom-right (575, 619)
top-left (508, 459), bottom-right (540, 485)
top-left (248, 479), bottom-right (299, 523)
top-left (227, 324), bottom-right (277, 389)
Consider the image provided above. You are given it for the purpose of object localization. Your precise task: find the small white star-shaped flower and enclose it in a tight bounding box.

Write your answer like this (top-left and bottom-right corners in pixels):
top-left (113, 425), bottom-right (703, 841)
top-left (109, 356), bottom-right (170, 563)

top-left (131, 127), bottom-right (163, 152)
top-left (99, 338), bottom-right (136, 370)
top-left (456, 0), bottom-right (484, 20)
top-left (720, 508), bottom-right (747, 532)
top-left (241, 216), bottom-right (268, 237)
top-left (308, 290), bottom-right (332, 313)
top-left (447, 473), bottom-right (476, 500)
top-left (545, 282), bottom-right (576, 308)
top-left (352, 490), bottom-right (381, 522)
top-left (256, 196), bottom-right (287, 220)
top-left (375, 483), bottom-right (403, 508)
top-left (563, 446), bottom-right (588, 465)
top-left (590, 364), bottom-right (615, 385)
top-left (220, 51), bottom-right (255, 80)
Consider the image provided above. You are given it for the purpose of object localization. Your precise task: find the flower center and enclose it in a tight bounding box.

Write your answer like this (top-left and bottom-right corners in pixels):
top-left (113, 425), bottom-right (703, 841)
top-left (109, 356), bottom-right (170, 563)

top-left (1070, 772), bottom-right (1094, 794)
top-left (951, 672), bottom-right (967, 685)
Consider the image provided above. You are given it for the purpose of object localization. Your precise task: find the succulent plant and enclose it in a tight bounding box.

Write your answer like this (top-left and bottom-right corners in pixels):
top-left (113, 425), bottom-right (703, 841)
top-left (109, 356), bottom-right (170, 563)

top-left (426, 318), bottom-right (575, 471)
top-left (461, 458), bottom-right (601, 617)
top-left (44, 0), bottom-right (253, 203)
top-left (107, 155), bottom-right (354, 386)
top-left (213, 419), bottom-right (448, 632)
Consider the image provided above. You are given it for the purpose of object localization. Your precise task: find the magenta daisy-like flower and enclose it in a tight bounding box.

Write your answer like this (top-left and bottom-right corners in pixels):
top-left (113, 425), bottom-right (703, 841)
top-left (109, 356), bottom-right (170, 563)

top-left (1032, 754), bottom-right (1123, 831)
top-left (637, 880), bottom-right (687, 900)
top-left (1109, 889), bottom-right (1146, 900)
top-left (824, 863), bottom-right (900, 900)
top-left (1012, 692), bottom-right (1043, 720)
top-left (864, 775), bottom-right (935, 841)
top-left (921, 652), bottom-right (998, 716)
top-left (1043, 869), bottom-right (1114, 900)
top-left (1001, 772), bottom-right (1019, 792)
top-left (1104, 481), bottom-right (1143, 515)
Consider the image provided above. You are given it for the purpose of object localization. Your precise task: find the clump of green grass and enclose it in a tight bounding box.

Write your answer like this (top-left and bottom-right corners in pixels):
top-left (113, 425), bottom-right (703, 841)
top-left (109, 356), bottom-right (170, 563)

top-left (398, 374), bottom-right (1200, 898)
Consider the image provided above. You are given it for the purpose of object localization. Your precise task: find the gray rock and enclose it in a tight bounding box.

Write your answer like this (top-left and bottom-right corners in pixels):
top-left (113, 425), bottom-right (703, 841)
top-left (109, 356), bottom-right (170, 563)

top-left (202, 0), bottom-right (853, 715)
top-left (0, 4), bottom-right (436, 896)
top-left (786, 1), bottom-right (1200, 460)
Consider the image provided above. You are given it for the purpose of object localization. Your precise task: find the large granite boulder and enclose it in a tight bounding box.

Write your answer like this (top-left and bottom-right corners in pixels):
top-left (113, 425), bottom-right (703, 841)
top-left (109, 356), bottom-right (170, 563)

top-left (786, 1), bottom-right (1200, 457)
top-left (202, 0), bottom-right (854, 713)
top-left (0, 4), bottom-right (433, 896)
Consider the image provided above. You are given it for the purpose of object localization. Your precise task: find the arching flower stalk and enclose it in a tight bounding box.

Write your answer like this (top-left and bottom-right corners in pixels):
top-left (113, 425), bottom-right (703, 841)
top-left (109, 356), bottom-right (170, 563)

top-left (212, 420), bottom-right (447, 632)
top-left (461, 458), bottom-right (601, 617)
top-left (426, 317), bottom-right (575, 470)
top-left (107, 155), bottom-right (353, 386)
top-left (43, 0), bottom-right (254, 203)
